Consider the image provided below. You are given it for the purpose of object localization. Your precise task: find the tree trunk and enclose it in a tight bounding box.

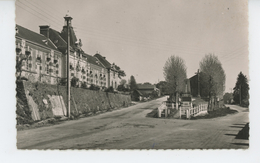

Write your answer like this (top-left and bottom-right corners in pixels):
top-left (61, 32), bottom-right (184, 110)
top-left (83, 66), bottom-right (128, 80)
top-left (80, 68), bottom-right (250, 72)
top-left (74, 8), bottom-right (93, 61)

top-left (176, 92), bottom-right (179, 110)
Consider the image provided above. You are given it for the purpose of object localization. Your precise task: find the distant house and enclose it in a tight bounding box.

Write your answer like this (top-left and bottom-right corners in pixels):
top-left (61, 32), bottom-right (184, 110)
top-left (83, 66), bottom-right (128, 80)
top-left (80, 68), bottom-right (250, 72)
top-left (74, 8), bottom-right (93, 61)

top-left (136, 83), bottom-right (154, 96)
top-left (136, 83), bottom-right (159, 98)
top-left (132, 89), bottom-right (143, 101)
top-left (189, 73), bottom-right (200, 97)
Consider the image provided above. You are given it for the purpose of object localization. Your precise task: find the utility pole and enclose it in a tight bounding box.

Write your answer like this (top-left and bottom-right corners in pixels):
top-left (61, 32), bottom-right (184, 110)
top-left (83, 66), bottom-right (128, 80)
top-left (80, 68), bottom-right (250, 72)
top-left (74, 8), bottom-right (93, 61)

top-left (197, 69), bottom-right (200, 98)
top-left (64, 12), bottom-right (72, 118)
top-left (240, 84), bottom-right (242, 105)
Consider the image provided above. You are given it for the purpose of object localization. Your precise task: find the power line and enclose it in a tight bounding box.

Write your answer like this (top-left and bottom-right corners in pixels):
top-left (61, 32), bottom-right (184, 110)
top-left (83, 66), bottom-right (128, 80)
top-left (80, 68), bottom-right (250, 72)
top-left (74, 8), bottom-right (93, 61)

top-left (24, 0), bottom-right (64, 24)
top-left (21, 0), bottom-right (235, 54)
top-left (16, 1), bottom-right (63, 29)
top-left (218, 44), bottom-right (248, 60)
top-left (16, 0), bottom-right (248, 65)
top-left (17, 0), bottom-right (247, 60)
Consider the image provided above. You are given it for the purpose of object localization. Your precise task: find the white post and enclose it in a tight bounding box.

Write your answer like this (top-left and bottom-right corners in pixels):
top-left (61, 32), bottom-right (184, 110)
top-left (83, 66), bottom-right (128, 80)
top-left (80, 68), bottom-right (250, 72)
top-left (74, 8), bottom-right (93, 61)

top-left (179, 107), bottom-right (182, 119)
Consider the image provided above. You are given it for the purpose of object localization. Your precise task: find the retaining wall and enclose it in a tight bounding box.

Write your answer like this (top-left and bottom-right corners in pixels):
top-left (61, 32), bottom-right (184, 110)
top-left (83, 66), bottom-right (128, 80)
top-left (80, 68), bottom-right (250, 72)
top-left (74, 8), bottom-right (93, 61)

top-left (16, 81), bottom-right (131, 124)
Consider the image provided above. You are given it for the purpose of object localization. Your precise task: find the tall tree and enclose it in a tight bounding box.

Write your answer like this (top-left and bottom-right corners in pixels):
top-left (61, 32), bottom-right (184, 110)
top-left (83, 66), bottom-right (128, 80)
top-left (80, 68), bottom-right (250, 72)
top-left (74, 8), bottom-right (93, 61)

top-left (129, 75), bottom-right (137, 91)
top-left (233, 72), bottom-right (249, 106)
top-left (163, 55), bottom-right (187, 105)
top-left (199, 53), bottom-right (226, 109)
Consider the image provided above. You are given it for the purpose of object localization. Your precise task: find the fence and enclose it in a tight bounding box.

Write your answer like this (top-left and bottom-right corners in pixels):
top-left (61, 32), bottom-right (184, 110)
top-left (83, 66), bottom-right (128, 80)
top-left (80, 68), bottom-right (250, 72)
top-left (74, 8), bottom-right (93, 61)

top-left (158, 101), bottom-right (208, 119)
top-left (185, 103), bottom-right (208, 119)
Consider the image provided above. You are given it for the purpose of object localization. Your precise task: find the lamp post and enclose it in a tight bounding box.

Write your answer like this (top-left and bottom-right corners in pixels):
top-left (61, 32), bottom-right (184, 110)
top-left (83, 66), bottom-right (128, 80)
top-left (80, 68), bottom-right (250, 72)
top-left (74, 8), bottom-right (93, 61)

top-left (64, 12), bottom-right (72, 118)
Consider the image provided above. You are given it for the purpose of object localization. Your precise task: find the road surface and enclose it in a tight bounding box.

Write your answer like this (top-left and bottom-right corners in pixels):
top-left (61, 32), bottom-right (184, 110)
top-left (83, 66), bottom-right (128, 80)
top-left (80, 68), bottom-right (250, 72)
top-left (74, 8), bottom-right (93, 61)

top-left (17, 97), bottom-right (249, 149)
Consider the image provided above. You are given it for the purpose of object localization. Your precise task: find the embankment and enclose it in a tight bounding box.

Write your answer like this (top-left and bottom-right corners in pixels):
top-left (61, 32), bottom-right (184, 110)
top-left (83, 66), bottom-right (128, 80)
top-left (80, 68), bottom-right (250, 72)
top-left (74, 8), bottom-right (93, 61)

top-left (16, 81), bottom-right (131, 124)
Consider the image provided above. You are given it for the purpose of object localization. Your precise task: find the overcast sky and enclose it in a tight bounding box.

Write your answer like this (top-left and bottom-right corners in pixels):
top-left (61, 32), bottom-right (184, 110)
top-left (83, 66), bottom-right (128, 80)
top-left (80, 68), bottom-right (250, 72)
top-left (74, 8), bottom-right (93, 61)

top-left (15, 0), bottom-right (249, 92)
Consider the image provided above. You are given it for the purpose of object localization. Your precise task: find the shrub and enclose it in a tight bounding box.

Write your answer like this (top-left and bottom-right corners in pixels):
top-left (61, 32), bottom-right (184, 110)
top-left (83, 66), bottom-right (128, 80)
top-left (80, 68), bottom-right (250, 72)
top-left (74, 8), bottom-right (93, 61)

top-left (81, 81), bottom-right (87, 89)
top-left (101, 86), bottom-right (107, 91)
top-left (71, 77), bottom-right (79, 87)
top-left (105, 86), bottom-right (114, 93)
top-left (59, 78), bottom-right (67, 86)
top-left (89, 84), bottom-right (100, 91)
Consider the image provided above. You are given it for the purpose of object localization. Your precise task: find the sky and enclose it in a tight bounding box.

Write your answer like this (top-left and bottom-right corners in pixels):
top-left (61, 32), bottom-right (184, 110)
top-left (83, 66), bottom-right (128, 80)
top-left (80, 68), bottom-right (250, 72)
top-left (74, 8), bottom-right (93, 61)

top-left (15, 0), bottom-right (249, 92)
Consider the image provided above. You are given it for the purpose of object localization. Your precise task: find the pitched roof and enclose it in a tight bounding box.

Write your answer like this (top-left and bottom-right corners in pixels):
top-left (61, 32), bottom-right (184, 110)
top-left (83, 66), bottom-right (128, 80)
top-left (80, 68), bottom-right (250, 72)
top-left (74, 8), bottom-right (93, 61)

top-left (60, 26), bottom-right (77, 48)
top-left (48, 27), bottom-right (104, 68)
top-left (94, 53), bottom-right (111, 68)
top-left (134, 89), bottom-right (143, 96)
top-left (49, 28), bottom-right (67, 48)
top-left (16, 24), bottom-right (58, 51)
top-left (137, 84), bottom-right (155, 90)
top-left (83, 53), bottom-right (104, 67)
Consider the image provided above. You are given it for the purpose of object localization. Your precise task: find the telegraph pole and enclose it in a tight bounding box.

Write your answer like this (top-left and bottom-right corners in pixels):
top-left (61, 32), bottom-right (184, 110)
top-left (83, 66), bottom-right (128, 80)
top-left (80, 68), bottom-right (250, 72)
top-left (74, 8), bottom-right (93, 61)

top-left (197, 69), bottom-right (200, 98)
top-left (240, 84), bottom-right (242, 105)
top-left (64, 12), bottom-right (72, 118)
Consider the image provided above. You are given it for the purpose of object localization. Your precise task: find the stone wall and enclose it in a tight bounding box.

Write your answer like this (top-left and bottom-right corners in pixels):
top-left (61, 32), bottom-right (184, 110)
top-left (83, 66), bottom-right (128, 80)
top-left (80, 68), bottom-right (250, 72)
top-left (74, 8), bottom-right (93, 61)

top-left (16, 81), bottom-right (131, 124)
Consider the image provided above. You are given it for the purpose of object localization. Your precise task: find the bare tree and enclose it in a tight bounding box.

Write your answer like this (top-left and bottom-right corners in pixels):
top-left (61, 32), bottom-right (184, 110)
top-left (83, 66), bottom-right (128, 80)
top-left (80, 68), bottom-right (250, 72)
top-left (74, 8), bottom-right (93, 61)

top-left (199, 53), bottom-right (226, 110)
top-left (163, 55), bottom-right (187, 107)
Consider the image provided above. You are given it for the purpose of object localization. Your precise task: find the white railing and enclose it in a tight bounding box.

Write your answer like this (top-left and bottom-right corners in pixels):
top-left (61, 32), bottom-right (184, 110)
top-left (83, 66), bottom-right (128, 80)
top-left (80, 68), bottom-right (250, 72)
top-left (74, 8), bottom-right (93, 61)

top-left (158, 102), bottom-right (167, 118)
top-left (186, 103), bottom-right (208, 119)
top-left (158, 101), bottom-right (208, 119)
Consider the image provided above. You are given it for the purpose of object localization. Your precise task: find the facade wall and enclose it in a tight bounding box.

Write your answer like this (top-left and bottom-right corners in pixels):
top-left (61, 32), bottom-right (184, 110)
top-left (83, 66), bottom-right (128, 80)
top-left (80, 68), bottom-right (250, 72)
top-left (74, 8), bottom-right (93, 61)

top-left (109, 70), bottom-right (119, 89)
top-left (68, 52), bottom-right (107, 88)
top-left (16, 37), bottom-right (62, 85)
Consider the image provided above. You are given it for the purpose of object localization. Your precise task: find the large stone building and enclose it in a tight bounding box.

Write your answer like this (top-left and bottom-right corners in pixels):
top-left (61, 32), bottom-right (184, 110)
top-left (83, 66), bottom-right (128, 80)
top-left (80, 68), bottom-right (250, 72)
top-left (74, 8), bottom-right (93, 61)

top-left (16, 15), bottom-right (121, 89)
top-left (16, 24), bottom-right (63, 84)
top-left (94, 53), bottom-right (120, 89)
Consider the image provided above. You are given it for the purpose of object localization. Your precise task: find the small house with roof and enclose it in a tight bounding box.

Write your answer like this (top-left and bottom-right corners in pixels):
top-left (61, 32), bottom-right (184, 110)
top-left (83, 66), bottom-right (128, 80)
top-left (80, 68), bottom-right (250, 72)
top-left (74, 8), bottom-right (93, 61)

top-left (135, 83), bottom-right (160, 100)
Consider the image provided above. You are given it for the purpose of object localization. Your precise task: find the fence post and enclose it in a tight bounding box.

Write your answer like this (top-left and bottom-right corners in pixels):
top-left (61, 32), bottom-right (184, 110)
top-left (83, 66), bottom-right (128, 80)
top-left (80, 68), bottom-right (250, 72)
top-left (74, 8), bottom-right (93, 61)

top-left (158, 108), bottom-right (161, 118)
top-left (180, 107), bottom-right (182, 119)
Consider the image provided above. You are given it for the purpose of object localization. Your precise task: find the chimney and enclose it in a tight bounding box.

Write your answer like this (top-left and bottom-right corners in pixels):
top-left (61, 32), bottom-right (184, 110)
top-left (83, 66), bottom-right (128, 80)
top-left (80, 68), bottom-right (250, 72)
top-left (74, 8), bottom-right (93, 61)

top-left (39, 25), bottom-right (50, 38)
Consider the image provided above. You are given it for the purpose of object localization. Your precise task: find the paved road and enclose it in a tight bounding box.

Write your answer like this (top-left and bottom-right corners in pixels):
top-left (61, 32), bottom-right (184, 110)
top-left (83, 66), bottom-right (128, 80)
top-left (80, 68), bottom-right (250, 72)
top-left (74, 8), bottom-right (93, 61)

top-left (17, 97), bottom-right (249, 149)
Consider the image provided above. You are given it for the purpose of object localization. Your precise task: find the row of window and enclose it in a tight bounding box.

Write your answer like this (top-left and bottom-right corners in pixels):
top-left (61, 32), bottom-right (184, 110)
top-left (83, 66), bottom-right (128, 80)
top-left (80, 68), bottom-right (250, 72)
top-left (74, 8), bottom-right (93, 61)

top-left (22, 60), bottom-right (60, 76)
